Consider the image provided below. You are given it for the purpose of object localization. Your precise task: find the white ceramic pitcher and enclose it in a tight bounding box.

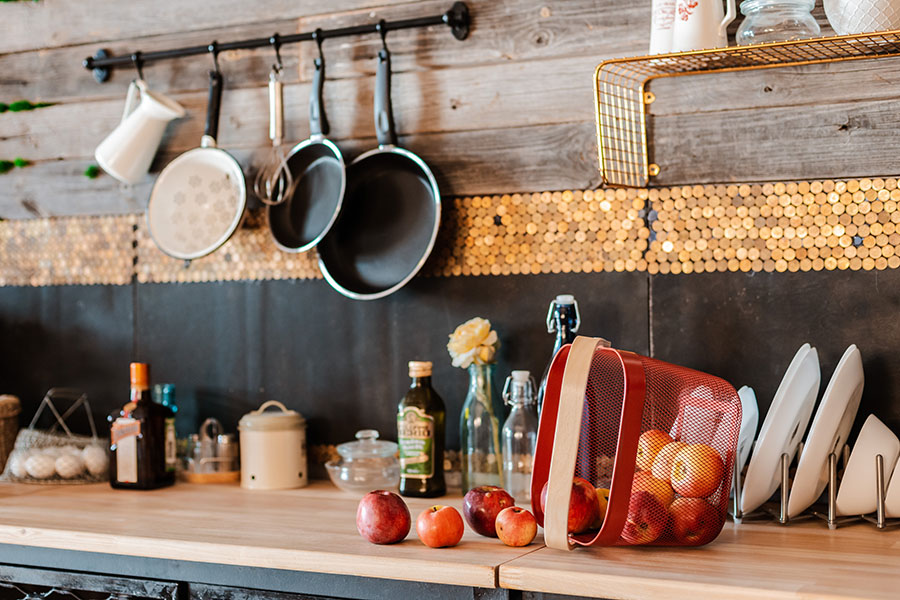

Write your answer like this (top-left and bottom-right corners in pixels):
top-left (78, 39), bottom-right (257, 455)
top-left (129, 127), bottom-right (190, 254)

top-left (95, 79), bottom-right (185, 185)
top-left (671, 0), bottom-right (736, 52)
top-left (650, 0), bottom-right (677, 54)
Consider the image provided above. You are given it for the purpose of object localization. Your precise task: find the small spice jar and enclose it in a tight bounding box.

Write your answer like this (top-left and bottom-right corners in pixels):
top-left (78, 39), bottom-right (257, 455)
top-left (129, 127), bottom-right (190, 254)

top-left (238, 400), bottom-right (307, 490)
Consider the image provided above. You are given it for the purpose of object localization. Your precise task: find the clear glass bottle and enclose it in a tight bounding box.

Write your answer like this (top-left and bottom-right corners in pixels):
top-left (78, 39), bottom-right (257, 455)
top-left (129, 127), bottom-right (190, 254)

top-left (537, 295), bottom-right (580, 417)
top-left (460, 362), bottom-right (504, 491)
top-left (109, 363), bottom-right (176, 490)
top-left (398, 361), bottom-right (446, 498)
top-left (736, 0), bottom-right (820, 46)
top-left (501, 370), bottom-right (538, 503)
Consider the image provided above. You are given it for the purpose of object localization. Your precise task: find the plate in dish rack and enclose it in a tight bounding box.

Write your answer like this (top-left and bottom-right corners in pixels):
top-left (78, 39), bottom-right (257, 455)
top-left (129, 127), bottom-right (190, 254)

top-left (836, 414), bottom-right (900, 516)
top-left (788, 345), bottom-right (863, 518)
top-left (740, 344), bottom-right (820, 514)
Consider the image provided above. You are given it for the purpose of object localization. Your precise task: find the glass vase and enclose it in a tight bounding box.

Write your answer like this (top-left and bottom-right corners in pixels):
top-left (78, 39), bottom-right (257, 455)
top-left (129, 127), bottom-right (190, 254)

top-left (459, 363), bottom-right (504, 491)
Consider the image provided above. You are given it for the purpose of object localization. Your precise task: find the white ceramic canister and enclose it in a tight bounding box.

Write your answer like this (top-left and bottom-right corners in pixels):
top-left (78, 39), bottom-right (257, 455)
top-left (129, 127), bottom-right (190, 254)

top-left (238, 400), bottom-right (307, 490)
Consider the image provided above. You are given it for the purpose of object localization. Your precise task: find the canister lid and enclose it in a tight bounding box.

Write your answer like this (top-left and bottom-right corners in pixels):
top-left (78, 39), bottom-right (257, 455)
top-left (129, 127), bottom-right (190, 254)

top-left (239, 400), bottom-right (305, 431)
top-left (336, 429), bottom-right (397, 460)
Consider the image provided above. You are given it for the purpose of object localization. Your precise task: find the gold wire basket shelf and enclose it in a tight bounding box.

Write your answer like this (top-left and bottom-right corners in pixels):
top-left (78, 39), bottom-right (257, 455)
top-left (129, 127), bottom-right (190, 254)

top-left (595, 30), bottom-right (900, 188)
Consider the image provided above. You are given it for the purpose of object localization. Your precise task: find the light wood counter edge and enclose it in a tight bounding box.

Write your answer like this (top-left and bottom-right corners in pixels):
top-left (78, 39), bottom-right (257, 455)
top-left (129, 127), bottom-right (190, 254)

top-left (498, 561), bottom-right (880, 600)
top-left (0, 524), bottom-right (505, 588)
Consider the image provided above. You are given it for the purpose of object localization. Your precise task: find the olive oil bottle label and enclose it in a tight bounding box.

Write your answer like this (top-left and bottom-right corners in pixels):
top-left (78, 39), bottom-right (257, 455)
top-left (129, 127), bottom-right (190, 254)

top-left (164, 417), bottom-right (177, 472)
top-left (397, 406), bottom-right (435, 479)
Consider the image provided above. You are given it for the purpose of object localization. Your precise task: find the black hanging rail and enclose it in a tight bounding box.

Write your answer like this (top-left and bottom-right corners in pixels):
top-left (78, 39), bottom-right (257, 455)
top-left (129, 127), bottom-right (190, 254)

top-left (83, 2), bottom-right (470, 83)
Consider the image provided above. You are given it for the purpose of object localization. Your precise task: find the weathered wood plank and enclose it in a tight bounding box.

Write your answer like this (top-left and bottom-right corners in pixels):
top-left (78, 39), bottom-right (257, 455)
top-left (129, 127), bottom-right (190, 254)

top-left (0, 55), bottom-right (596, 161)
top-left (650, 97), bottom-right (900, 185)
top-left (0, 121), bottom-right (600, 218)
top-left (0, 0), bottom-right (412, 54)
top-left (0, 0), bottom-right (647, 103)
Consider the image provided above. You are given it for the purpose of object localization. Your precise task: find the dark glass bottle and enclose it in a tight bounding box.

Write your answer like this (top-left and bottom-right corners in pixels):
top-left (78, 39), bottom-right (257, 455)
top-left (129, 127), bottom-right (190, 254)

top-left (109, 363), bottom-right (176, 490)
top-left (537, 295), bottom-right (580, 417)
top-left (398, 361), bottom-right (446, 498)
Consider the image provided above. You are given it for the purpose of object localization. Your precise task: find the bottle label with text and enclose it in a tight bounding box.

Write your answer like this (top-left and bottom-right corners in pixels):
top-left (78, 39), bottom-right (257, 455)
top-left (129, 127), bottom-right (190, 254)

top-left (165, 417), bottom-right (176, 472)
top-left (111, 417), bottom-right (139, 484)
top-left (397, 406), bottom-right (435, 480)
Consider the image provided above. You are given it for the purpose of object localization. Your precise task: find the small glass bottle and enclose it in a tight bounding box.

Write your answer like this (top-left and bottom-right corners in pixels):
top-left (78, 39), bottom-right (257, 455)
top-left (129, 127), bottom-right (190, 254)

top-left (460, 362), bottom-right (504, 491)
top-left (537, 295), bottom-right (580, 417)
top-left (109, 363), bottom-right (176, 490)
top-left (501, 370), bottom-right (538, 503)
top-left (153, 383), bottom-right (177, 414)
top-left (398, 361), bottom-right (446, 498)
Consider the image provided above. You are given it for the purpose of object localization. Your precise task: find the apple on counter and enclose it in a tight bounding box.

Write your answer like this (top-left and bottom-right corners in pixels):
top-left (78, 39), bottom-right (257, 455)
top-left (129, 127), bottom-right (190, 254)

top-left (416, 505), bottom-right (465, 548)
top-left (463, 485), bottom-right (515, 537)
top-left (540, 477), bottom-right (599, 534)
top-left (356, 490), bottom-right (411, 544)
top-left (495, 506), bottom-right (537, 547)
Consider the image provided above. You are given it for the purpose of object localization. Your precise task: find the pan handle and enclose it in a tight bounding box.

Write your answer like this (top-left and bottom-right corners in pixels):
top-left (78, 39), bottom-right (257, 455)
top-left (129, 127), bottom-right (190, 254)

top-left (309, 56), bottom-right (330, 137)
top-left (204, 69), bottom-right (224, 147)
top-left (374, 47), bottom-right (398, 147)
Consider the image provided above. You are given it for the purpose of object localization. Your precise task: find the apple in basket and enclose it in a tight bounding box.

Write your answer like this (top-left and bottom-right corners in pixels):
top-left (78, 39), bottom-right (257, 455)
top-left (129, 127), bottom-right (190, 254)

top-left (495, 506), bottom-right (538, 547)
top-left (651, 441), bottom-right (687, 483)
top-left (463, 485), bottom-right (515, 537)
top-left (540, 477), bottom-right (599, 534)
top-left (590, 487), bottom-right (610, 529)
top-left (631, 471), bottom-right (674, 507)
top-left (636, 429), bottom-right (673, 471)
top-left (670, 443), bottom-right (724, 499)
top-left (621, 491), bottom-right (667, 545)
top-left (356, 490), bottom-right (411, 544)
top-left (416, 505), bottom-right (465, 548)
top-left (669, 497), bottom-right (724, 545)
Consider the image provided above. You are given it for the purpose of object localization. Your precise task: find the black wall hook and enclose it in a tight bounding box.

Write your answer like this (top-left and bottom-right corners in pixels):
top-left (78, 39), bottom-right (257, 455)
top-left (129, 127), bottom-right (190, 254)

top-left (376, 20), bottom-right (389, 51)
top-left (131, 52), bottom-right (145, 81)
top-left (269, 33), bottom-right (284, 72)
top-left (312, 28), bottom-right (325, 62)
top-left (208, 41), bottom-right (220, 73)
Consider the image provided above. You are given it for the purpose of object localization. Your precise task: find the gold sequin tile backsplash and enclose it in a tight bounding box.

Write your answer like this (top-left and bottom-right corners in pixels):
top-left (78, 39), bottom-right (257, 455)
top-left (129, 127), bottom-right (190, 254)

top-left (3, 178), bottom-right (900, 286)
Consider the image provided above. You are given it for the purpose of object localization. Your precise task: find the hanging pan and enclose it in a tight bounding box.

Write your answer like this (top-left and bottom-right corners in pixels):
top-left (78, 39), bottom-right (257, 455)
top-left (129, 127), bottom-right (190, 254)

top-left (147, 63), bottom-right (247, 261)
top-left (268, 31), bottom-right (346, 253)
top-left (317, 26), bottom-right (440, 300)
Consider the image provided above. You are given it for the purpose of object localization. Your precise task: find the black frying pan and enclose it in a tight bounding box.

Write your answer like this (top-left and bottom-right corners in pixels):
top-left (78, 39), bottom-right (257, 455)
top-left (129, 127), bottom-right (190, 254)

top-left (317, 39), bottom-right (440, 300)
top-left (268, 35), bottom-right (346, 253)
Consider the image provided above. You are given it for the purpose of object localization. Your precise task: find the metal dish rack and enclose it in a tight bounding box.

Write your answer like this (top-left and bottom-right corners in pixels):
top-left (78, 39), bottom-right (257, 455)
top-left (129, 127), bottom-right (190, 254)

top-left (594, 30), bottom-right (900, 188)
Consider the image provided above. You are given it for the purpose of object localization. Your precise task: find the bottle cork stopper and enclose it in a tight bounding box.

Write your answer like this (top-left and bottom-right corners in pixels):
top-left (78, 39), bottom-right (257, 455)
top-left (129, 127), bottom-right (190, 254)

top-left (130, 362), bottom-right (150, 390)
top-left (408, 361), bottom-right (433, 377)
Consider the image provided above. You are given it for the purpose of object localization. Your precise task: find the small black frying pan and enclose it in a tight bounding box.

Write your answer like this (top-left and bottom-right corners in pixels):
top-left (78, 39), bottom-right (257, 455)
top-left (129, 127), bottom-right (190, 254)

top-left (268, 34), bottom-right (346, 253)
top-left (317, 34), bottom-right (440, 300)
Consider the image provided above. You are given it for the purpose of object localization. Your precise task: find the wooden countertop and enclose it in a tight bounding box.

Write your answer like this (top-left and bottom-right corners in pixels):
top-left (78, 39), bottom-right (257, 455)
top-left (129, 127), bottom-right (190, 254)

top-left (0, 480), bottom-right (541, 588)
top-left (499, 518), bottom-right (900, 600)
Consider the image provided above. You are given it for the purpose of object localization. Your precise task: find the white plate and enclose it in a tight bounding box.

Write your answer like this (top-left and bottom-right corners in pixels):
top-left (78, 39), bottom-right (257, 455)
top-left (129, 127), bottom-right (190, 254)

top-left (884, 454), bottom-right (900, 518)
top-left (788, 345), bottom-right (863, 518)
top-left (740, 344), bottom-right (820, 514)
top-left (736, 386), bottom-right (759, 477)
top-left (836, 414), bottom-right (900, 516)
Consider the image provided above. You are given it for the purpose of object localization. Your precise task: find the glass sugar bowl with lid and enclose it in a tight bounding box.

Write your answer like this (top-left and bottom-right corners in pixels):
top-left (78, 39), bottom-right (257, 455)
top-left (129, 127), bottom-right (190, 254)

top-left (736, 0), bottom-right (821, 45)
top-left (326, 429), bottom-right (400, 494)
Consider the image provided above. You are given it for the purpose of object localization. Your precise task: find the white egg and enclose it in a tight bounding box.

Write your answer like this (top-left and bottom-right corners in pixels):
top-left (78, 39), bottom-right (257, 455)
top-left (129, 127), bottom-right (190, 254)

top-left (40, 447), bottom-right (63, 458)
top-left (55, 454), bottom-right (84, 479)
top-left (25, 454), bottom-right (56, 479)
top-left (7, 452), bottom-right (29, 478)
top-left (60, 445), bottom-right (82, 457)
top-left (81, 445), bottom-right (108, 477)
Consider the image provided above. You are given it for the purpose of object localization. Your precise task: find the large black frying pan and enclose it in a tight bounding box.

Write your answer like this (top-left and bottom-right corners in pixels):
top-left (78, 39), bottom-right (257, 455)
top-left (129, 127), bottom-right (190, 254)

top-left (317, 38), bottom-right (440, 301)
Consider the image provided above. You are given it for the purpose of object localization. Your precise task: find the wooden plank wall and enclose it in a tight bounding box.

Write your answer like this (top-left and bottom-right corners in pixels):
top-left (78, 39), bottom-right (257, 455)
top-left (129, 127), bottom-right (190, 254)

top-left (0, 1), bottom-right (898, 219)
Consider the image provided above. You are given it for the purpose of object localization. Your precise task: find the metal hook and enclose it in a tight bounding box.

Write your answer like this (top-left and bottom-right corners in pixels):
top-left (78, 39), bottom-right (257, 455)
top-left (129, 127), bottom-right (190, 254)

top-left (130, 52), bottom-right (144, 81)
top-left (376, 19), bottom-right (388, 51)
top-left (269, 33), bottom-right (284, 73)
top-left (208, 41), bottom-right (220, 73)
top-left (312, 28), bottom-right (326, 63)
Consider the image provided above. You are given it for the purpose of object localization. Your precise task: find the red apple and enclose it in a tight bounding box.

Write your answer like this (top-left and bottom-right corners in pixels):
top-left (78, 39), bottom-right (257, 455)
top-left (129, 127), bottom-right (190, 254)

top-left (670, 443), bottom-right (725, 499)
top-left (631, 471), bottom-right (674, 507)
top-left (356, 490), bottom-right (411, 544)
top-left (636, 429), bottom-right (673, 471)
top-left (669, 497), bottom-right (724, 546)
top-left (651, 441), bottom-right (688, 483)
top-left (590, 487), bottom-right (610, 529)
top-left (621, 491), bottom-right (667, 545)
top-left (495, 506), bottom-right (538, 547)
top-left (416, 505), bottom-right (465, 548)
top-left (540, 477), bottom-right (599, 534)
top-left (463, 485), bottom-right (515, 537)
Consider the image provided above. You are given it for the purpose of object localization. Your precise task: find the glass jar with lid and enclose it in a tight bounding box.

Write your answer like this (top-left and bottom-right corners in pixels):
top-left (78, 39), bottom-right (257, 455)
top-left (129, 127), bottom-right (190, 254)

top-left (326, 429), bottom-right (401, 494)
top-left (736, 0), bottom-right (820, 46)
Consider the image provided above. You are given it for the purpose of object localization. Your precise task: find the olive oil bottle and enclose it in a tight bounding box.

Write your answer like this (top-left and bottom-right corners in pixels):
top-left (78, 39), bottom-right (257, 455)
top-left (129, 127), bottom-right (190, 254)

top-left (398, 361), bottom-right (446, 497)
top-left (109, 363), bottom-right (176, 490)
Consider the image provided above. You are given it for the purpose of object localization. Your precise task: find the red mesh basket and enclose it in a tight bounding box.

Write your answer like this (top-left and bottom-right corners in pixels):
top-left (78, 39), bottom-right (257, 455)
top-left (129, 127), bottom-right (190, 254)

top-left (531, 336), bottom-right (741, 549)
